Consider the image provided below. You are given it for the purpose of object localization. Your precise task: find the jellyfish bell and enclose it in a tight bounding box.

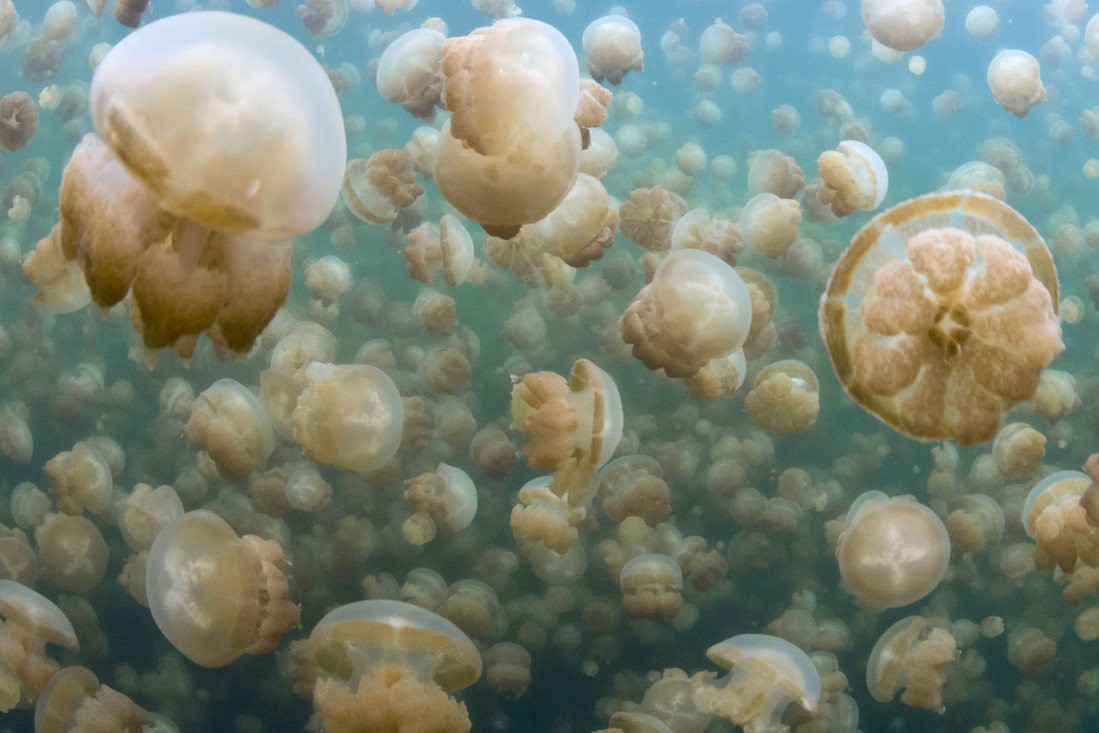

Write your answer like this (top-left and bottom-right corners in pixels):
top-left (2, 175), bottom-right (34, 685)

top-left (376, 28), bottom-right (447, 121)
top-left (987, 50), bottom-right (1046, 118)
top-left (866, 616), bottom-right (956, 712)
top-left (815, 140), bottom-right (888, 217)
top-left (582, 15), bottom-right (644, 85)
top-left (819, 190), bottom-right (1062, 445)
top-left (836, 492), bottom-right (950, 608)
top-left (0, 579), bottom-right (80, 712)
top-left (88, 11), bottom-right (346, 240)
top-left (861, 0), bottom-right (944, 52)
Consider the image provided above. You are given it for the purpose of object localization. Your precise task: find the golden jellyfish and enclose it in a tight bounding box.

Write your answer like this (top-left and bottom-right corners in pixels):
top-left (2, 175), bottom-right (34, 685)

top-left (744, 360), bottom-right (820, 435)
top-left (835, 492), bottom-right (950, 608)
top-left (819, 191), bottom-right (1062, 445)
top-left (184, 378), bottom-right (274, 482)
top-left (619, 553), bottom-right (683, 621)
top-left (0, 579), bottom-right (80, 712)
top-left (582, 15), bottom-right (644, 85)
top-left (991, 422), bottom-right (1045, 479)
top-left (1021, 470), bottom-right (1097, 573)
top-left (0, 403), bottom-right (33, 462)
top-left (294, 599), bottom-right (481, 733)
top-left (305, 255), bottom-right (352, 308)
top-left (33, 665), bottom-right (147, 733)
top-left (861, 0), bottom-right (944, 52)
top-left (945, 161), bottom-right (1006, 200)
top-left (483, 641), bottom-right (531, 695)
top-left (44, 440), bottom-right (113, 515)
top-left (38, 12), bottom-right (345, 358)
top-left (298, 0), bottom-right (348, 39)
top-left (376, 28), bottom-right (448, 121)
top-left (35, 514), bottom-right (109, 594)
top-left (692, 634), bottom-right (821, 733)
top-left (619, 186), bottom-right (688, 253)
top-left (739, 193), bottom-right (802, 259)
top-left (621, 250), bottom-right (752, 379)
top-left (987, 50), bottom-right (1046, 118)
top-left (966, 6), bottom-right (999, 39)
top-left (435, 18), bottom-right (582, 238)
top-left (866, 616), bottom-right (956, 712)
top-left (341, 149), bottom-right (425, 225)
top-left (0, 91), bottom-right (37, 151)
top-left (145, 509), bottom-right (299, 668)
top-left (815, 140), bottom-right (888, 217)
top-left (522, 172), bottom-right (618, 268)
top-left (403, 463), bottom-right (479, 545)
top-left (510, 359), bottom-right (623, 552)
top-left (699, 19), bottom-right (749, 66)
top-left (669, 209), bottom-right (744, 266)
top-left (747, 149), bottom-right (805, 199)
top-left (290, 363), bottom-right (404, 473)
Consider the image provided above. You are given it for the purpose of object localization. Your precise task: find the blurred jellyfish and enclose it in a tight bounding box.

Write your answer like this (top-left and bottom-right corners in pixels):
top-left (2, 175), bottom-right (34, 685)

top-left (583, 15), bottom-right (644, 85)
top-left (966, 5), bottom-right (999, 39)
top-left (820, 191), bottom-right (1062, 444)
top-left (861, 0), bottom-right (944, 52)
top-left (987, 50), bottom-right (1045, 118)
top-left (739, 193), bottom-right (802, 259)
top-left (0, 92), bottom-right (36, 151)
top-left (699, 18), bottom-right (749, 66)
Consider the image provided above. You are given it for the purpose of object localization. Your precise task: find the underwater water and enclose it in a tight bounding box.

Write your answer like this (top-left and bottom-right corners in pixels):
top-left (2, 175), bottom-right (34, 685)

top-left (4, 0), bottom-right (1099, 731)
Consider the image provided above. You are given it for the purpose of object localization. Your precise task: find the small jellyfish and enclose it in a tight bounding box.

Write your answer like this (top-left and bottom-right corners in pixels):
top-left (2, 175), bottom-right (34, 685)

top-left (744, 360), bottom-right (820, 435)
top-left (34, 665), bottom-right (147, 732)
top-left (185, 379), bottom-right (274, 483)
top-left (815, 140), bottom-right (888, 217)
top-left (0, 91), bottom-right (37, 151)
top-left (836, 492), bottom-right (950, 608)
top-left (692, 634), bottom-right (821, 733)
top-left (819, 191), bottom-right (1062, 444)
top-left (403, 463), bottom-right (479, 545)
top-left (866, 616), bottom-right (956, 712)
top-left (619, 553), bottom-right (683, 621)
top-left (966, 5), bottom-right (999, 39)
top-left (376, 28), bottom-right (447, 121)
top-left (739, 193), bottom-right (802, 259)
top-left (298, 0), bottom-right (348, 39)
top-left (582, 15), bottom-right (644, 85)
top-left (341, 149), bottom-right (425, 225)
top-left (0, 579), bottom-right (80, 712)
top-left (861, 0), bottom-right (944, 52)
top-left (987, 50), bottom-right (1046, 118)
top-left (145, 509), bottom-right (299, 668)
top-left (699, 19), bottom-right (749, 66)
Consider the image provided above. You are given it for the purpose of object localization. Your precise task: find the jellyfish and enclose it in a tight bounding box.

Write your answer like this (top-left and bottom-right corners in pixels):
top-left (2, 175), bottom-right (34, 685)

top-left (836, 492), bottom-right (950, 608)
top-left (619, 553), bottom-right (683, 621)
top-left (699, 19), bottom-right (749, 66)
top-left (31, 12), bottom-right (345, 358)
top-left (0, 91), bottom-right (37, 151)
top-left (620, 249), bottom-right (753, 379)
top-left (692, 634), bottom-right (821, 733)
top-left (521, 173), bottom-right (618, 268)
top-left (34, 665), bottom-right (147, 732)
top-left (739, 193), bottom-right (802, 259)
top-left (819, 191), bottom-right (1062, 445)
top-left (376, 28), bottom-right (448, 122)
top-left (184, 378), bottom-right (274, 483)
top-left (987, 50), bottom-right (1046, 118)
top-left (744, 360), bottom-right (820, 435)
top-left (815, 141), bottom-right (888, 217)
top-left (861, 0), bottom-right (944, 52)
top-left (484, 642), bottom-right (531, 695)
top-left (866, 616), bottom-right (956, 712)
top-left (145, 509), bottom-right (299, 668)
top-left (435, 18), bottom-right (582, 238)
top-left (35, 514), bottom-right (109, 593)
top-left (0, 579), bottom-right (80, 712)
top-left (342, 149), bottom-right (425, 225)
top-left (292, 599), bottom-right (481, 733)
top-left (1022, 470), bottom-right (1098, 573)
top-left (966, 5), bottom-right (999, 39)
top-left (748, 149), bottom-right (805, 199)
top-left (403, 463), bottom-right (479, 545)
top-left (582, 15), bottom-right (644, 85)
top-left (298, 0), bottom-right (348, 39)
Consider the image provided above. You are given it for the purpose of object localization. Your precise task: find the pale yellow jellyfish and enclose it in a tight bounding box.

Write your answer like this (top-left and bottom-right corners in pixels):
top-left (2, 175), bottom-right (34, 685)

top-left (866, 616), bottom-right (956, 712)
top-left (619, 553), bottom-right (683, 620)
top-left (293, 599), bottom-right (481, 733)
top-left (819, 191), bottom-right (1062, 445)
top-left (1022, 470), bottom-right (1098, 573)
top-left (744, 360), bottom-right (820, 435)
top-left (815, 140), bottom-right (888, 217)
top-left (403, 463), bottom-right (479, 545)
top-left (404, 215), bottom-right (475, 287)
top-left (987, 50), bottom-right (1046, 118)
top-left (341, 150), bottom-right (425, 225)
top-left (692, 634), bottom-right (821, 733)
top-left (966, 6), bottom-right (999, 39)
top-left (861, 0), bottom-right (944, 52)
top-left (0, 579), bottom-right (80, 712)
top-left (582, 15), bottom-right (644, 85)
top-left (33, 665), bottom-right (147, 732)
top-left (185, 378), bottom-right (274, 482)
top-left (145, 509), bottom-right (299, 668)
top-left (739, 193), bottom-right (802, 259)
top-left (836, 491), bottom-right (950, 607)
top-left (377, 29), bottom-right (447, 121)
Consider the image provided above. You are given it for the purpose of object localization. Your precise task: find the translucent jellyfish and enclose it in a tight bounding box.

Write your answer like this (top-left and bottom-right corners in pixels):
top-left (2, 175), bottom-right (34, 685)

top-left (294, 599), bottom-right (481, 733)
top-left (619, 553), bottom-right (683, 620)
top-left (523, 173), bottom-right (618, 268)
top-left (744, 360), bottom-right (820, 435)
top-left (692, 634), bottom-right (821, 733)
top-left (966, 6), bottom-right (999, 39)
top-left (669, 209), bottom-right (743, 267)
top-left (987, 50), bottom-right (1046, 118)
top-left (622, 249), bottom-right (752, 379)
top-left (619, 186), bottom-right (688, 253)
top-left (699, 19), bottom-right (749, 66)
top-left (945, 161), bottom-right (1006, 200)
top-left (185, 379), bottom-right (274, 482)
top-left (376, 28), bottom-right (447, 121)
top-left (739, 193), bottom-right (802, 259)
top-left (861, 0), bottom-right (944, 52)
top-left (866, 616), bottom-right (956, 712)
top-left (815, 141), bottom-right (888, 217)
top-left (582, 15), bottom-right (644, 85)
top-left (598, 455), bottom-right (672, 526)
top-left (1022, 470), bottom-right (1097, 573)
top-left (145, 509), bottom-right (299, 668)
top-left (991, 422), bottom-right (1045, 479)
top-left (435, 18), bottom-right (582, 238)
top-left (0, 91), bottom-right (37, 151)
top-left (747, 150), bottom-right (805, 199)
top-left (0, 403), bottom-right (33, 462)
top-left (298, 0), bottom-right (347, 39)
top-left (305, 255), bottom-right (352, 308)
top-left (1089, 13), bottom-right (1099, 59)
top-left (290, 363), bottom-right (404, 473)
top-left (0, 580), bottom-right (80, 712)
top-left (403, 463), bottom-right (479, 545)
top-left (484, 641), bottom-right (531, 695)
top-left (836, 492), bottom-right (950, 608)
top-left (819, 191), bottom-right (1062, 445)
top-left (35, 514), bottom-right (108, 593)
top-left (33, 665), bottom-right (147, 732)
top-left (341, 149), bottom-right (425, 225)
top-left (510, 359), bottom-right (623, 552)
top-left (44, 440), bottom-right (113, 515)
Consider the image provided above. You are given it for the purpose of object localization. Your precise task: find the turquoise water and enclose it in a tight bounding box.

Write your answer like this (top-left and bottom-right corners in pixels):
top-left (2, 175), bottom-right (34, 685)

top-left (3, 0), bottom-right (1099, 731)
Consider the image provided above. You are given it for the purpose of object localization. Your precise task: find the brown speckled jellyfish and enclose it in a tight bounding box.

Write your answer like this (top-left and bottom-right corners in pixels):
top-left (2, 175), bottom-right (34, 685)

top-left (820, 191), bottom-right (1062, 444)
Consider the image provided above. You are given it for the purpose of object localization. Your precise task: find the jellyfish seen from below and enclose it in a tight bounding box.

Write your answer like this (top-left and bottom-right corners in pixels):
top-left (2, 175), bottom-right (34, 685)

top-left (145, 509), bottom-right (299, 668)
top-left (861, 0), bottom-right (944, 52)
top-left (692, 633), bottom-right (821, 733)
top-left (434, 18), bottom-right (583, 238)
top-left (292, 599), bottom-right (481, 733)
top-left (987, 50), bottom-right (1046, 118)
top-left (819, 191), bottom-right (1062, 445)
top-left (836, 492), bottom-right (950, 608)
top-left (27, 11), bottom-right (345, 359)
top-left (582, 15), bottom-right (644, 85)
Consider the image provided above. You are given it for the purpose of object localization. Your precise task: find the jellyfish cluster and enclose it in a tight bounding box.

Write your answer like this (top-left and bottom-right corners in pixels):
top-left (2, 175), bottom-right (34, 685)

top-left (7, 3), bottom-right (1099, 733)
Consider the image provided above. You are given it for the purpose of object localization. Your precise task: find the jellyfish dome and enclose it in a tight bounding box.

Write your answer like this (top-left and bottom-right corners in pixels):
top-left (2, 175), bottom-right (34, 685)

top-left (861, 0), bottom-right (944, 52)
top-left (819, 190), bottom-right (1062, 445)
